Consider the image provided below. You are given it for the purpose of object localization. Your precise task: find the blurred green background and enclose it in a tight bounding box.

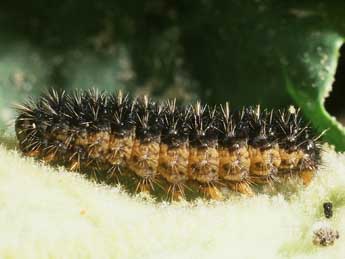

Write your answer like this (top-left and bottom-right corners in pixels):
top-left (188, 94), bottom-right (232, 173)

top-left (0, 0), bottom-right (345, 149)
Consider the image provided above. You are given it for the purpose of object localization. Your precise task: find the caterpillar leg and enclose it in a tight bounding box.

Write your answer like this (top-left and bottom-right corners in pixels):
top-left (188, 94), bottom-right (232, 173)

top-left (26, 149), bottom-right (41, 157)
top-left (106, 163), bottom-right (122, 181)
top-left (42, 151), bottom-right (57, 164)
top-left (200, 184), bottom-right (223, 201)
top-left (299, 169), bottom-right (315, 186)
top-left (69, 150), bottom-right (83, 171)
top-left (167, 184), bottom-right (185, 202)
top-left (42, 141), bottom-right (69, 165)
top-left (228, 181), bottom-right (254, 196)
top-left (69, 160), bottom-right (81, 171)
top-left (133, 177), bottom-right (157, 196)
top-left (136, 182), bottom-right (150, 194)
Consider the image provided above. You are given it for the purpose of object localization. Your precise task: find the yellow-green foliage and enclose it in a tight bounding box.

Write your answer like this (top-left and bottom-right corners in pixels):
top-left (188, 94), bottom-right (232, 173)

top-left (0, 141), bottom-right (344, 259)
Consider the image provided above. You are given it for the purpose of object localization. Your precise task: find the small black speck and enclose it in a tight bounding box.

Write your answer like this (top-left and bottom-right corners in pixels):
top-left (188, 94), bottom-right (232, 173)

top-left (323, 202), bottom-right (333, 219)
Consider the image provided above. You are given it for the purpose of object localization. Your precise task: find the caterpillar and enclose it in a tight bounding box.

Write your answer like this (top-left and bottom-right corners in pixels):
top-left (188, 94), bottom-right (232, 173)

top-left (15, 89), bottom-right (322, 201)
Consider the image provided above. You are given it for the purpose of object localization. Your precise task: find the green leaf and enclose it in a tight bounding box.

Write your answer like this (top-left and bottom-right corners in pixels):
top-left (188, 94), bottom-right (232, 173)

top-left (284, 33), bottom-right (345, 149)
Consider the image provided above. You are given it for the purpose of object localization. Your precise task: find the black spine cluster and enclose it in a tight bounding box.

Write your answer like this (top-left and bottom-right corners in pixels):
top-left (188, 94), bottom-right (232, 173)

top-left (15, 89), bottom-right (322, 159)
top-left (160, 99), bottom-right (189, 147)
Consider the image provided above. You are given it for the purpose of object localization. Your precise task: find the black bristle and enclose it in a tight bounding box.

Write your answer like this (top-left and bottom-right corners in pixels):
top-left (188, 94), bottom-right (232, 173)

top-left (15, 91), bottom-right (322, 154)
top-left (275, 107), bottom-right (306, 152)
top-left (80, 89), bottom-right (110, 131)
top-left (245, 106), bottom-right (276, 149)
top-left (108, 90), bottom-right (135, 137)
top-left (160, 99), bottom-right (190, 147)
top-left (188, 102), bottom-right (218, 148)
top-left (134, 95), bottom-right (162, 142)
top-left (217, 102), bottom-right (248, 150)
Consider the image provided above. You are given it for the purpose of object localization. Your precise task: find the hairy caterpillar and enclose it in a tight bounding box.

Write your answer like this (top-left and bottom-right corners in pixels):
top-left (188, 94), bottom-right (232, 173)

top-left (15, 89), bottom-right (322, 201)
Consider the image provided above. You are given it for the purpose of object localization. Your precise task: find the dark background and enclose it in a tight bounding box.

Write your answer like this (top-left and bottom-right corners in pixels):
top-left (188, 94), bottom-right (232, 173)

top-left (327, 44), bottom-right (345, 123)
top-left (0, 0), bottom-right (344, 124)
